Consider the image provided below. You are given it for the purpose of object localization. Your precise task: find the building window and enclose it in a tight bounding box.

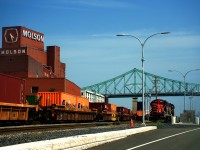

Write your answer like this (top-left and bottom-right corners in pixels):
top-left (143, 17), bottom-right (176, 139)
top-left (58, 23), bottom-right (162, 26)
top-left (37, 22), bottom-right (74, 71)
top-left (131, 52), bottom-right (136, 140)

top-left (32, 87), bottom-right (38, 93)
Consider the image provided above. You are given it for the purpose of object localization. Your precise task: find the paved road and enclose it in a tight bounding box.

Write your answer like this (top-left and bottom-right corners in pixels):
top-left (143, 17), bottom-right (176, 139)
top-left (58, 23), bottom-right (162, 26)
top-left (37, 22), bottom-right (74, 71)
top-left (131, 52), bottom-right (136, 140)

top-left (88, 126), bottom-right (200, 150)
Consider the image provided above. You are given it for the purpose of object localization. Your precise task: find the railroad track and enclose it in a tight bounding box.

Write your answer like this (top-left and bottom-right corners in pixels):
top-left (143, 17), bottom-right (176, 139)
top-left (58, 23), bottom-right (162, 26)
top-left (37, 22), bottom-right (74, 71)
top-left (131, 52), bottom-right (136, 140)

top-left (0, 122), bottom-right (123, 135)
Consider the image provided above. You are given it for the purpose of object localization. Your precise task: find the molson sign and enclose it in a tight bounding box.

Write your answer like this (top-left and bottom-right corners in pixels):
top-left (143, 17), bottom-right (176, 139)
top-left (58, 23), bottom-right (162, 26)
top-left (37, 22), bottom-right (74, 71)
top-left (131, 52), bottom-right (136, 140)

top-left (2, 26), bottom-right (44, 50)
top-left (0, 48), bottom-right (27, 55)
top-left (22, 29), bottom-right (44, 43)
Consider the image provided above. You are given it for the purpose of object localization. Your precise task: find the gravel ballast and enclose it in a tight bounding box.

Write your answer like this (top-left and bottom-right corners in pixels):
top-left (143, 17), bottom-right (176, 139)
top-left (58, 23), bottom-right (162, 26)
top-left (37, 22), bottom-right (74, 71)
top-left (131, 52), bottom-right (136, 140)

top-left (0, 124), bottom-right (131, 147)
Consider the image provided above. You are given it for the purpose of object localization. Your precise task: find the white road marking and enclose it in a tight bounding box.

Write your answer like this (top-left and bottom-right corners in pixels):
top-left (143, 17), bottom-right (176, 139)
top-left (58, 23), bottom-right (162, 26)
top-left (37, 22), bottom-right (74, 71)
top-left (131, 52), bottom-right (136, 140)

top-left (126, 127), bottom-right (200, 150)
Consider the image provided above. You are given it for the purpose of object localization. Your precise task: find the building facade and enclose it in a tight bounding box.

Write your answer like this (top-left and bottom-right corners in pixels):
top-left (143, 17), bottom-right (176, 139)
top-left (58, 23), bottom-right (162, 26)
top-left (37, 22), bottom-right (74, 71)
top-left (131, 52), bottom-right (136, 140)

top-left (0, 26), bottom-right (81, 96)
top-left (0, 26), bottom-right (65, 78)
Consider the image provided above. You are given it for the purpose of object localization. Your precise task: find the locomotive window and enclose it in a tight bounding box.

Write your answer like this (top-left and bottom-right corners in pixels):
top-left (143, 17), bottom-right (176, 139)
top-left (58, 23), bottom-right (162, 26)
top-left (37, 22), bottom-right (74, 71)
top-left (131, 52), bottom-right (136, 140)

top-left (32, 86), bottom-right (38, 93)
top-left (151, 101), bottom-right (157, 104)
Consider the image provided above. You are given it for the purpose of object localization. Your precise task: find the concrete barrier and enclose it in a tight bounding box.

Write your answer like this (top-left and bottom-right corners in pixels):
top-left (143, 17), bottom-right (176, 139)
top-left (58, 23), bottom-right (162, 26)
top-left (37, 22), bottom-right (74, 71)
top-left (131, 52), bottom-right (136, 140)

top-left (0, 126), bottom-right (157, 150)
top-left (171, 116), bottom-right (176, 124)
top-left (195, 117), bottom-right (199, 125)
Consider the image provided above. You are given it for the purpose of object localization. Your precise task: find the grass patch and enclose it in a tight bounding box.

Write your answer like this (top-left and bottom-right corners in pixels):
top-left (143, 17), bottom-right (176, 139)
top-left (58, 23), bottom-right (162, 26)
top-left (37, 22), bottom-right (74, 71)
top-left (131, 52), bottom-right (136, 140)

top-left (152, 121), bottom-right (165, 126)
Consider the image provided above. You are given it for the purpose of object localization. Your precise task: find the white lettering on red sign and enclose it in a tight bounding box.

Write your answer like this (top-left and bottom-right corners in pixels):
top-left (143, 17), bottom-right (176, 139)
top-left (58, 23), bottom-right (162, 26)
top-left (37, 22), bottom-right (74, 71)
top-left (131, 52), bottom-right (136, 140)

top-left (0, 49), bottom-right (26, 55)
top-left (22, 29), bottom-right (44, 42)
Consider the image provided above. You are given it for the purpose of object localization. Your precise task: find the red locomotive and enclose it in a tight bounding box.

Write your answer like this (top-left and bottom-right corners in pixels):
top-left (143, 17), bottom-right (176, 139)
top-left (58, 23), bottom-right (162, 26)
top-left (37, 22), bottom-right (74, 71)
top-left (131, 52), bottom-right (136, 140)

top-left (149, 99), bottom-right (175, 122)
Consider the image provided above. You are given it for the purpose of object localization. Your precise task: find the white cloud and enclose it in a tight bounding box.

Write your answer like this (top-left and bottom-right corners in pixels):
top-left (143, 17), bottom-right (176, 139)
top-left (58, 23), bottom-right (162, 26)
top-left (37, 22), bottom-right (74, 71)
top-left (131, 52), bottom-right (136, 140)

top-left (51, 30), bottom-right (200, 69)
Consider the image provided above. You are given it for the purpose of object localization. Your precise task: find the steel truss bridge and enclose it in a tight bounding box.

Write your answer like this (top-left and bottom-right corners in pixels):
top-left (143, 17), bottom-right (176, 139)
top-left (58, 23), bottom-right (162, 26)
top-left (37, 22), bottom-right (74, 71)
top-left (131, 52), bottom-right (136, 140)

top-left (82, 68), bottom-right (200, 98)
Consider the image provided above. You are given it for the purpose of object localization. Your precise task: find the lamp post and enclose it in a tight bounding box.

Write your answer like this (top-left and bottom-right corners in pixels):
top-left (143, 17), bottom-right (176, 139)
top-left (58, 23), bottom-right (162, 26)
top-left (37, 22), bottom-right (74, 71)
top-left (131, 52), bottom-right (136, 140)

top-left (116, 32), bottom-right (170, 125)
top-left (189, 96), bottom-right (193, 110)
top-left (168, 69), bottom-right (200, 110)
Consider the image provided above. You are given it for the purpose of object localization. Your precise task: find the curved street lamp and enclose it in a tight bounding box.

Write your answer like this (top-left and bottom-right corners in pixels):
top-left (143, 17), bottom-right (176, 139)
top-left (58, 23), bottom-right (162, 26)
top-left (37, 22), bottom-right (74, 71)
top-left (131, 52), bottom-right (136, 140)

top-left (116, 32), bottom-right (170, 126)
top-left (168, 69), bottom-right (200, 110)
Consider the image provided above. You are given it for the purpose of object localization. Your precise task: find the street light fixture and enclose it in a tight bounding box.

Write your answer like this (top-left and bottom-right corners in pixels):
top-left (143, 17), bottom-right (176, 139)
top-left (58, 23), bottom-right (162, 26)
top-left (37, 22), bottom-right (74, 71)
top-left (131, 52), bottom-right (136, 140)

top-left (168, 69), bottom-right (200, 110)
top-left (116, 32), bottom-right (170, 126)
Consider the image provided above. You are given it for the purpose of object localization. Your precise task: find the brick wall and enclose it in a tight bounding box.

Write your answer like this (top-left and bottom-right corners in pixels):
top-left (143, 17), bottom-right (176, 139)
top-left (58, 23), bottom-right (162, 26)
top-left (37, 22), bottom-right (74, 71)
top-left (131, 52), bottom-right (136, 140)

top-left (65, 79), bottom-right (81, 96)
top-left (25, 78), bottom-right (66, 95)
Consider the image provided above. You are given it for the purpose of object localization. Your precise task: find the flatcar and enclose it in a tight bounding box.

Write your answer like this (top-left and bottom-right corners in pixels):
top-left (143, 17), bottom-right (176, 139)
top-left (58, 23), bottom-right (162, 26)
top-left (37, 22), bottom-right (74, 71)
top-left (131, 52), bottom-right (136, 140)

top-left (89, 102), bottom-right (117, 121)
top-left (116, 107), bottom-right (131, 121)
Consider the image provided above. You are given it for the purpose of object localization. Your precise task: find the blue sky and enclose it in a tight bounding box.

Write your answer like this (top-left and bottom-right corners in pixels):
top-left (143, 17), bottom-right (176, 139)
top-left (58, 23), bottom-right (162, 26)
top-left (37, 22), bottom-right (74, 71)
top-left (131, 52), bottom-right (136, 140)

top-left (1, 0), bottom-right (200, 116)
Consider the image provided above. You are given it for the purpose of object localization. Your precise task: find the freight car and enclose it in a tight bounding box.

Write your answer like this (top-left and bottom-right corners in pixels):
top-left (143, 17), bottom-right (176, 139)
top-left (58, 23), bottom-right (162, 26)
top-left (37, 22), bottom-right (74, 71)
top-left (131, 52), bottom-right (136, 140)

top-left (0, 73), bottom-right (38, 123)
top-left (132, 101), bottom-right (144, 121)
top-left (0, 73), bottom-right (26, 104)
top-left (89, 102), bottom-right (118, 121)
top-left (149, 99), bottom-right (175, 122)
top-left (1, 92), bottom-right (132, 123)
top-left (33, 92), bottom-right (96, 122)
top-left (117, 107), bottom-right (132, 121)
top-left (0, 74), bottom-right (92, 123)
top-left (0, 73), bottom-right (132, 123)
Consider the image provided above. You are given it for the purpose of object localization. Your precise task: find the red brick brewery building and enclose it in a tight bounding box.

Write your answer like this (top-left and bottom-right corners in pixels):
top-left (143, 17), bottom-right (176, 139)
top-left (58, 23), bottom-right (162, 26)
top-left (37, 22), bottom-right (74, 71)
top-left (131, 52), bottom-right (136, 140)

top-left (0, 26), bottom-right (80, 96)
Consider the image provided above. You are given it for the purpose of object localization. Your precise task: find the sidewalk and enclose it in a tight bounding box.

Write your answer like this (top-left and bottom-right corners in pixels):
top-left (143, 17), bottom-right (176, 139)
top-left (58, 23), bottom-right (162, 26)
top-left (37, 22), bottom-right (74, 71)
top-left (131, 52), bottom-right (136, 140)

top-left (0, 126), bottom-right (157, 150)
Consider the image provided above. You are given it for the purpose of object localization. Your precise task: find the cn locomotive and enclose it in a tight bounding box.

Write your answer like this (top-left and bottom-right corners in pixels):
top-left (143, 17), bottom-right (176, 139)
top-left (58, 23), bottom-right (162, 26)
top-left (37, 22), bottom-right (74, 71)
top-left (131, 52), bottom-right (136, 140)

top-left (149, 99), bottom-right (175, 122)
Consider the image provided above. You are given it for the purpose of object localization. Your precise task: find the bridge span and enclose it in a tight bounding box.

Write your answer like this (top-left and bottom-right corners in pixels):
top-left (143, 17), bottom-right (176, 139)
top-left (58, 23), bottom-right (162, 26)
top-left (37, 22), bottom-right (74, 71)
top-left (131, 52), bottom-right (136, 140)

top-left (82, 68), bottom-right (200, 97)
